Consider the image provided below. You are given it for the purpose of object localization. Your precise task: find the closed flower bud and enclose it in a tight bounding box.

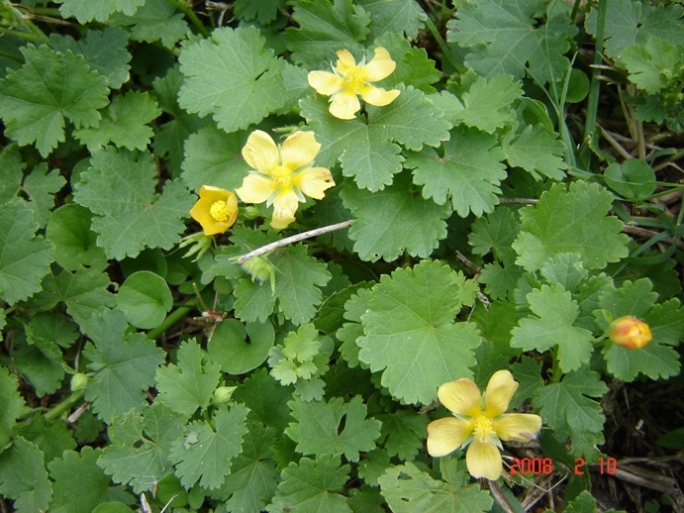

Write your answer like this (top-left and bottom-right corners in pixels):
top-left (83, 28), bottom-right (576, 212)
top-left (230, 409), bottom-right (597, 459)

top-left (609, 316), bottom-right (652, 349)
top-left (71, 372), bottom-right (89, 391)
top-left (211, 386), bottom-right (236, 405)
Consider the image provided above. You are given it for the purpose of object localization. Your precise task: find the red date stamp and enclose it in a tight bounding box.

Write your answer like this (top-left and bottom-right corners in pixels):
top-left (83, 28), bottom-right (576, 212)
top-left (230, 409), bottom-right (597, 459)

top-left (510, 457), bottom-right (618, 476)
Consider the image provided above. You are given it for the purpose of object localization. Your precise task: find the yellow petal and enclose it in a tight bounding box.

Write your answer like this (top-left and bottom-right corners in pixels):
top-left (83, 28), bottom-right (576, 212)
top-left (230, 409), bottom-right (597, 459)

top-left (270, 212), bottom-right (296, 230)
top-left (236, 174), bottom-right (278, 204)
top-left (363, 47), bottom-right (396, 82)
top-left (198, 185), bottom-right (230, 203)
top-left (466, 438), bottom-right (503, 480)
top-left (272, 186), bottom-right (300, 222)
top-left (329, 90), bottom-right (361, 120)
top-left (359, 85), bottom-right (401, 107)
top-left (335, 49), bottom-right (357, 75)
top-left (280, 131), bottom-right (321, 171)
top-left (492, 414), bottom-right (542, 442)
top-left (426, 417), bottom-right (473, 457)
top-left (242, 130), bottom-right (278, 173)
top-left (292, 167), bottom-right (335, 199)
top-left (484, 370), bottom-right (518, 418)
top-left (308, 70), bottom-right (344, 95)
top-left (437, 379), bottom-right (482, 418)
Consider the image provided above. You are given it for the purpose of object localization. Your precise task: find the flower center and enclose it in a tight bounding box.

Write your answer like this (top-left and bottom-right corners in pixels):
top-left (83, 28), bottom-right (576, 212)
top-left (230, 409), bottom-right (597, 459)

top-left (472, 415), bottom-right (495, 442)
top-left (343, 66), bottom-right (369, 92)
top-left (271, 165), bottom-right (293, 187)
top-left (210, 201), bottom-right (232, 222)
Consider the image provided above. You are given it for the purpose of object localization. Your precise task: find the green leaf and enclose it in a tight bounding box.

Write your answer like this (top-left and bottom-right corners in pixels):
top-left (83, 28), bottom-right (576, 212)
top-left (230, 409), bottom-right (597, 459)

top-left (152, 65), bottom-right (208, 177)
top-left (0, 367), bottom-right (25, 448)
top-left (286, 395), bottom-right (381, 461)
top-left (73, 147), bottom-right (194, 260)
top-left (448, 74), bottom-right (522, 133)
top-left (211, 422), bottom-right (279, 512)
top-left (503, 124), bottom-right (567, 181)
top-left (597, 278), bottom-right (657, 321)
top-left (267, 456), bottom-right (352, 513)
top-left (468, 206), bottom-right (520, 263)
top-left (378, 462), bottom-right (493, 513)
top-left (603, 341), bottom-right (680, 382)
top-left (178, 26), bottom-right (285, 134)
top-left (285, 0), bottom-right (370, 66)
top-left (0, 199), bottom-right (54, 305)
top-left (54, 0), bottom-right (145, 23)
top-left (13, 327), bottom-right (65, 396)
top-left (209, 319), bottom-right (275, 375)
top-left (357, 0), bottom-right (424, 39)
top-left (82, 310), bottom-right (165, 422)
top-left (341, 172), bottom-right (449, 262)
top-left (358, 260), bottom-right (481, 404)
top-left (370, 32), bottom-right (440, 93)
top-left (21, 164), bottom-right (66, 228)
top-left (109, 0), bottom-right (190, 48)
top-left (407, 127), bottom-right (507, 217)
top-left (511, 285), bottom-right (594, 373)
top-left (647, 299), bottom-right (684, 346)
top-left (117, 270), bottom-right (173, 329)
top-left (48, 447), bottom-right (134, 513)
top-left (49, 27), bottom-right (131, 88)
top-left (540, 253), bottom-right (588, 292)
top-left (0, 45), bottom-right (109, 156)
top-left (29, 266), bottom-right (115, 332)
top-left (532, 368), bottom-right (607, 449)
top-left (302, 87), bottom-right (451, 191)
top-left (377, 409), bottom-right (428, 460)
top-left (0, 437), bottom-right (51, 513)
top-left (512, 182), bottom-right (629, 271)
top-left (97, 403), bottom-right (184, 493)
top-left (234, 0), bottom-right (287, 24)
top-left (74, 91), bottom-right (161, 151)
top-left (585, 0), bottom-right (684, 61)
top-left (155, 339), bottom-right (222, 417)
top-left (20, 415), bottom-right (76, 464)
top-left (603, 160), bottom-right (656, 199)
top-left (181, 126), bottom-right (251, 192)
top-left (0, 144), bottom-right (23, 204)
top-left (448, 0), bottom-right (577, 84)
top-left (169, 403), bottom-right (249, 490)
top-left (46, 204), bottom-right (107, 270)
top-left (232, 369), bottom-right (293, 432)
top-left (621, 38), bottom-right (684, 94)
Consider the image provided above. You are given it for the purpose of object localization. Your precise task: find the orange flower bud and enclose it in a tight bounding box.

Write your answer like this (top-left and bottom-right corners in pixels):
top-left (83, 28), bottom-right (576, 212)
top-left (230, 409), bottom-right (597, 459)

top-left (609, 316), bottom-right (652, 349)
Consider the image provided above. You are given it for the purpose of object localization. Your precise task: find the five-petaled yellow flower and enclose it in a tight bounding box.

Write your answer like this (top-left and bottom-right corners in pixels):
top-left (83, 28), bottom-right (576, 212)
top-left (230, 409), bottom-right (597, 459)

top-left (236, 130), bottom-right (334, 229)
top-left (190, 185), bottom-right (238, 236)
top-left (308, 47), bottom-right (400, 120)
top-left (427, 370), bottom-right (542, 481)
top-left (609, 316), bottom-right (652, 349)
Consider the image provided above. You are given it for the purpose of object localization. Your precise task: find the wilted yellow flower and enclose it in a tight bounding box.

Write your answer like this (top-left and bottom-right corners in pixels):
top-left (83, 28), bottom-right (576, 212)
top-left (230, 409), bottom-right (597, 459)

top-left (609, 316), bottom-right (652, 349)
top-left (190, 186), bottom-right (238, 236)
top-left (427, 370), bottom-right (542, 480)
top-left (235, 130), bottom-right (334, 229)
top-left (308, 47), bottom-right (400, 120)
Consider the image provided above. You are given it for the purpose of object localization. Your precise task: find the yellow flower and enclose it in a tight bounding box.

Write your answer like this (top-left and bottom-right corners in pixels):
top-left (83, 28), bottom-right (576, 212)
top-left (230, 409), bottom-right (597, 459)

top-left (427, 370), bottom-right (542, 481)
top-left (190, 185), bottom-right (238, 236)
top-left (235, 130), bottom-right (334, 229)
top-left (609, 316), bottom-right (652, 349)
top-left (308, 47), bottom-right (401, 120)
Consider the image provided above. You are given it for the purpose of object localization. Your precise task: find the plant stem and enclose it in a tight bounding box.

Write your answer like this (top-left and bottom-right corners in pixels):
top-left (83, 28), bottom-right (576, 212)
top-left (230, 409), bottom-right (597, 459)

top-left (0, 26), bottom-right (47, 43)
top-left (422, 14), bottom-right (461, 72)
top-left (236, 220), bottom-right (354, 264)
top-left (583, 0), bottom-right (606, 141)
top-left (146, 298), bottom-right (196, 340)
top-left (44, 389), bottom-right (85, 422)
top-left (165, 0), bottom-right (210, 37)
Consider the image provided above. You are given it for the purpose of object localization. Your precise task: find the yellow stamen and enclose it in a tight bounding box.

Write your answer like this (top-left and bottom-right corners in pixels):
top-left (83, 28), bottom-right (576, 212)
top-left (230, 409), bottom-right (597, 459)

top-left (210, 201), bottom-right (232, 222)
top-left (270, 165), bottom-right (293, 187)
top-left (473, 415), bottom-right (494, 441)
top-left (343, 67), bottom-right (369, 93)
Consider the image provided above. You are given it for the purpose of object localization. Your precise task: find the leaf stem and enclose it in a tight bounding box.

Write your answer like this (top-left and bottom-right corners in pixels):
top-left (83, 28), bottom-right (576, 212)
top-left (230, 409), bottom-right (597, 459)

top-left (44, 389), bottom-right (85, 422)
top-left (146, 298), bottom-right (196, 340)
top-left (583, 0), bottom-right (606, 141)
top-left (236, 220), bottom-right (354, 264)
top-left (422, 13), bottom-right (461, 72)
top-left (165, 0), bottom-right (210, 38)
top-left (0, 26), bottom-right (47, 44)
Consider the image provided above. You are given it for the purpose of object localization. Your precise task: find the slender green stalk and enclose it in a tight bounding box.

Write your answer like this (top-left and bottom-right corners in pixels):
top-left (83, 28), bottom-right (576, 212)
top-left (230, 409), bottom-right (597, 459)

top-left (44, 390), bottom-right (85, 422)
top-left (583, 0), bottom-right (606, 140)
top-left (0, 26), bottom-right (47, 43)
top-left (422, 14), bottom-right (461, 72)
top-left (146, 299), bottom-right (195, 340)
top-left (165, 0), bottom-right (210, 37)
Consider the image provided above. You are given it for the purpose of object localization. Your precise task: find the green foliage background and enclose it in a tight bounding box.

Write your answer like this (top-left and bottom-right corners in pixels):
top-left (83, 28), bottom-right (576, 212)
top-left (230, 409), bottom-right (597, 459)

top-left (0, 0), bottom-right (683, 511)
